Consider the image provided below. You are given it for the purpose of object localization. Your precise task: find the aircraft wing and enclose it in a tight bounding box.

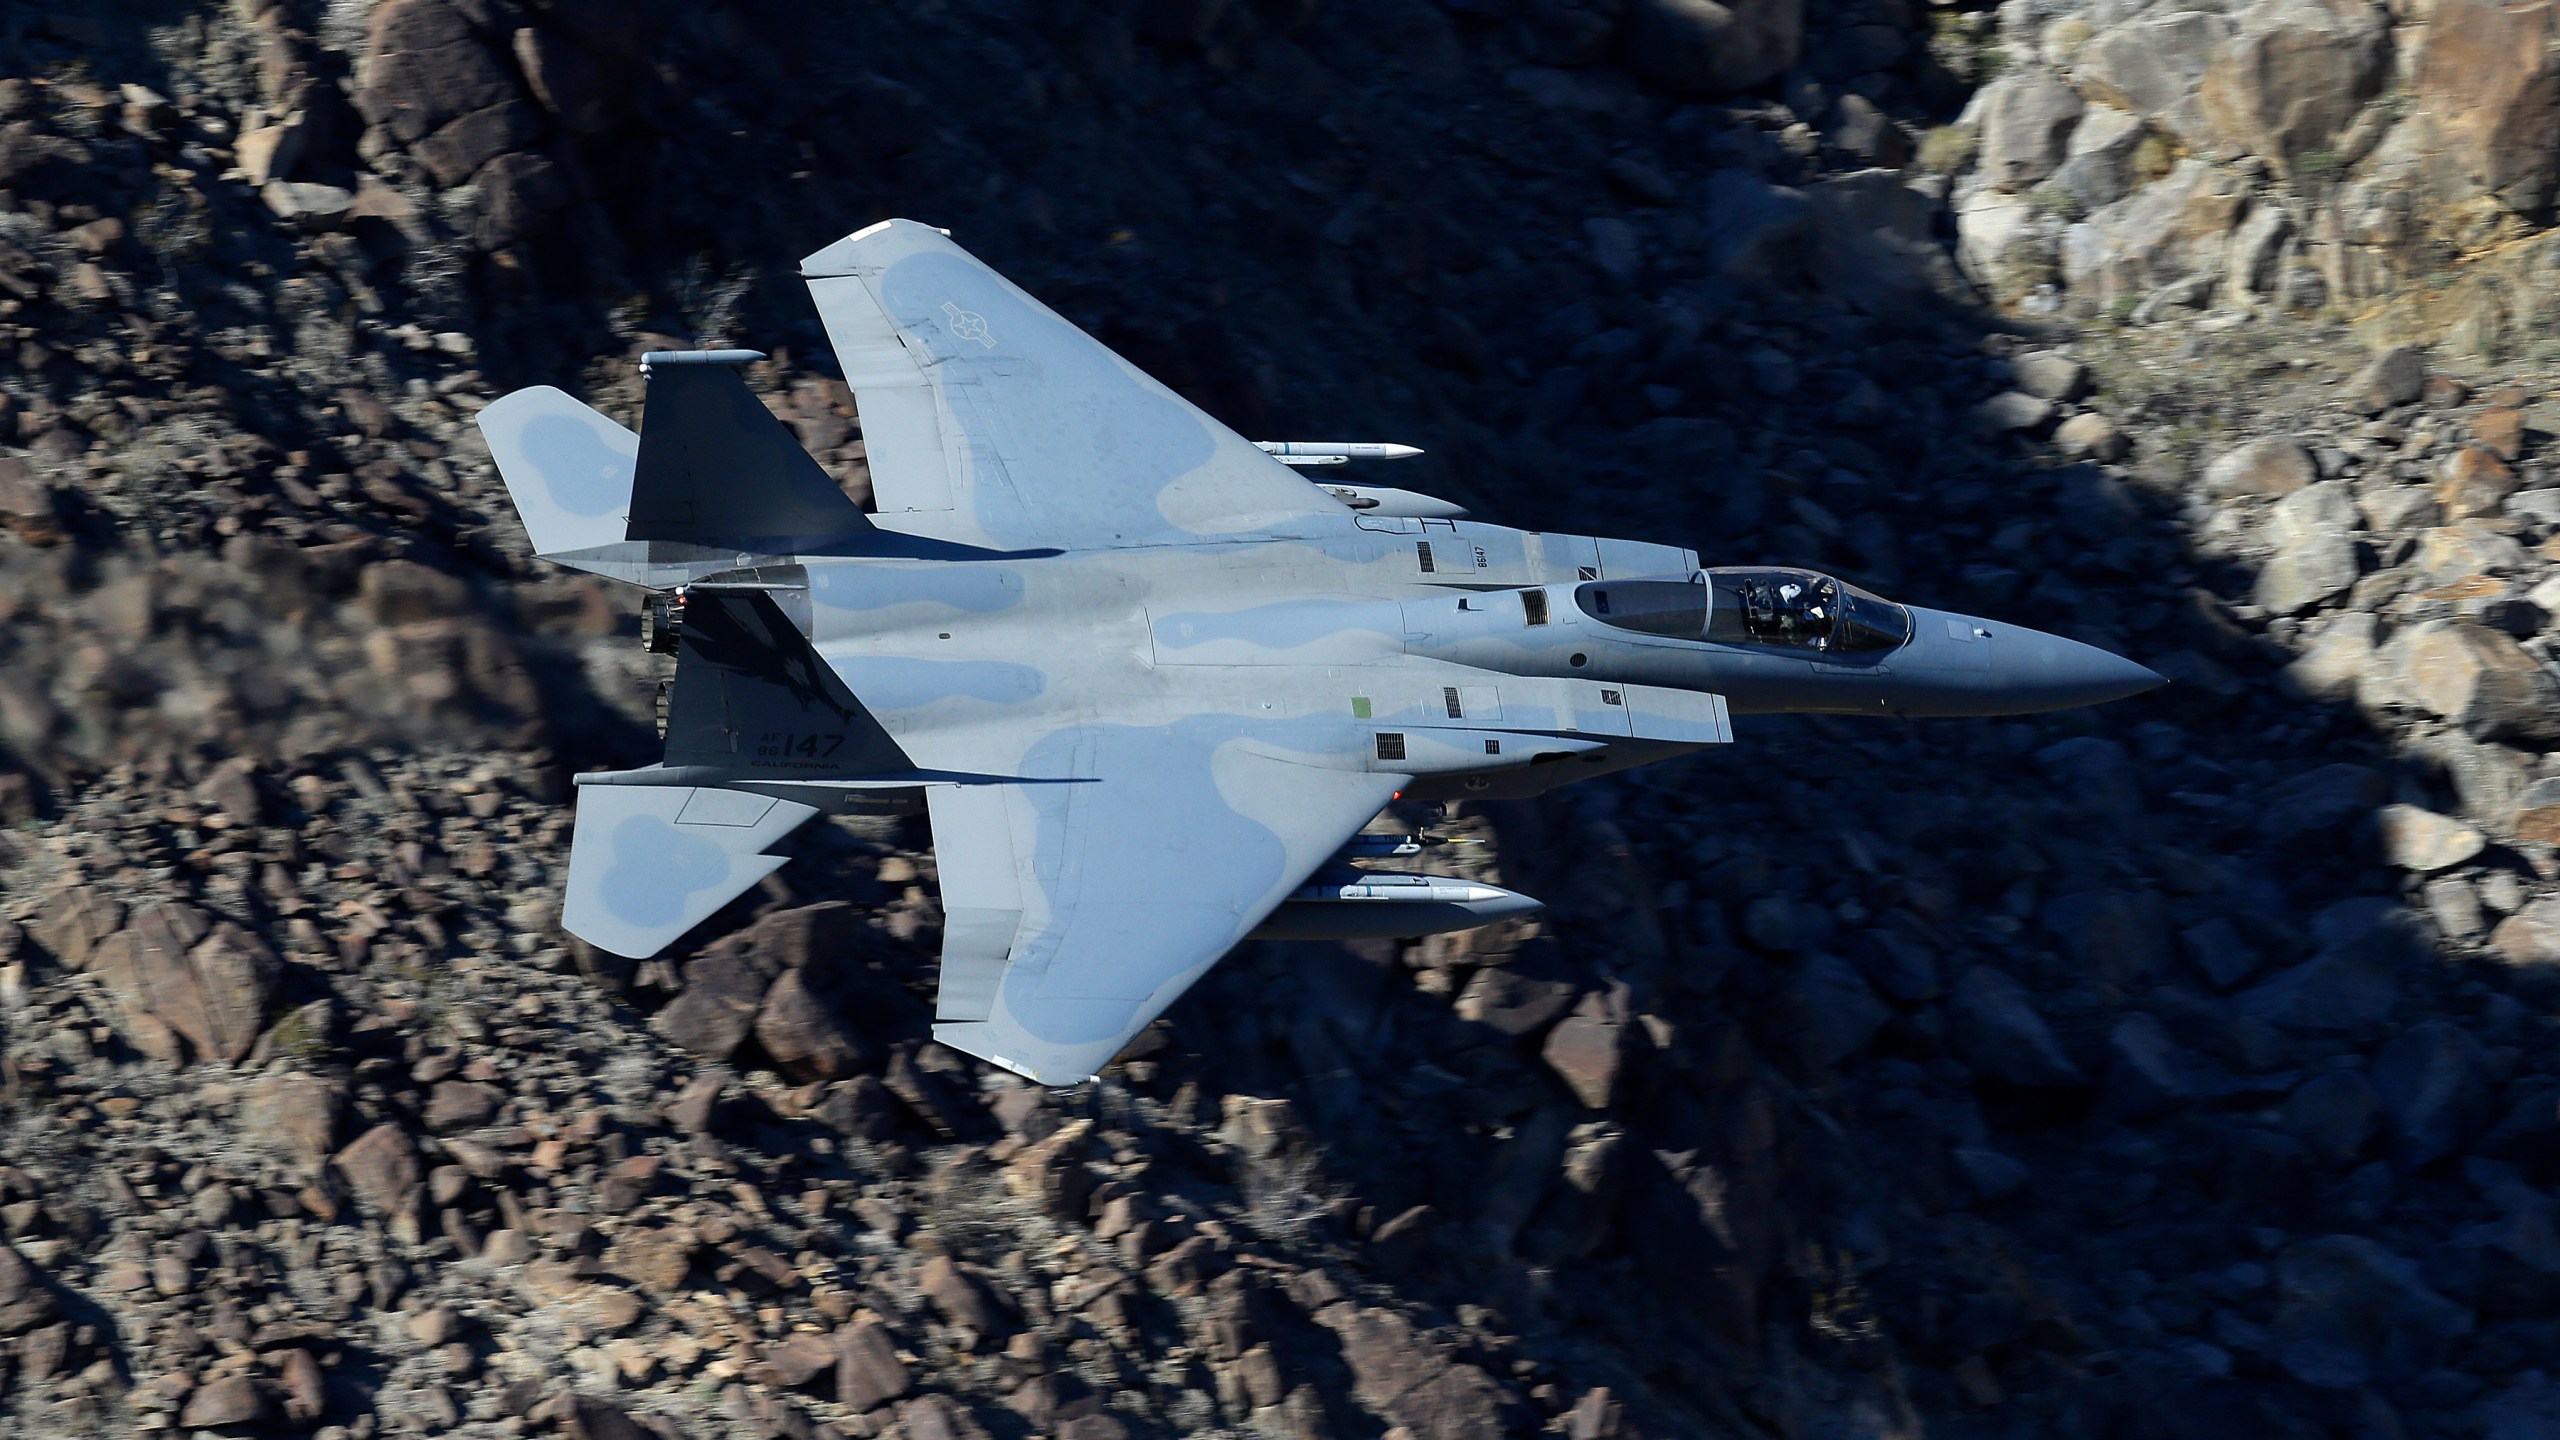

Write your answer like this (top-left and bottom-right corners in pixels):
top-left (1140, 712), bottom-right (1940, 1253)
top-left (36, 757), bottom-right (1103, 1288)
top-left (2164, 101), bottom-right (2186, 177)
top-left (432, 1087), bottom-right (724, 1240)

top-left (923, 728), bottom-right (1404, 1084)
top-left (800, 220), bottom-right (1349, 551)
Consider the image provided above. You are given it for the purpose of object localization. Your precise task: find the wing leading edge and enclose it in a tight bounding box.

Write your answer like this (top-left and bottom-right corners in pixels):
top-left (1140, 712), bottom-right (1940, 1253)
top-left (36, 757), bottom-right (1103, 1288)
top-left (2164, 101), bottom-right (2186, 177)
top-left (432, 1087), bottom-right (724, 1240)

top-left (800, 220), bottom-right (1349, 552)
top-left (923, 730), bottom-right (1404, 1083)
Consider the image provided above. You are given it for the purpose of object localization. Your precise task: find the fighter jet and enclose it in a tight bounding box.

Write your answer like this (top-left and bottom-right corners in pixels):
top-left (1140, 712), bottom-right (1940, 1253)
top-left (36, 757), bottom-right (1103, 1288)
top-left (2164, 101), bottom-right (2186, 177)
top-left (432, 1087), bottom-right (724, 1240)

top-left (476, 220), bottom-right (2161, 1085)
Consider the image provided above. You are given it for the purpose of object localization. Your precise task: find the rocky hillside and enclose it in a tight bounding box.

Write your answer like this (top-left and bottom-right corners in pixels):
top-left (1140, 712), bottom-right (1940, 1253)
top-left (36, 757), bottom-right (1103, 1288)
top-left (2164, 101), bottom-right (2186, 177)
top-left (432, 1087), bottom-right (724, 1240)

top-left (7, 1), bottom-right (2560, 1438)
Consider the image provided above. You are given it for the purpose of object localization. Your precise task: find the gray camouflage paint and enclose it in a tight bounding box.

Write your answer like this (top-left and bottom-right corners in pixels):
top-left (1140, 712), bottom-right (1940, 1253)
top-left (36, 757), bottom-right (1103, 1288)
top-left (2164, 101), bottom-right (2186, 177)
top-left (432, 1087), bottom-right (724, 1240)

top-left (488, 219), bottom-right (2163, 1085)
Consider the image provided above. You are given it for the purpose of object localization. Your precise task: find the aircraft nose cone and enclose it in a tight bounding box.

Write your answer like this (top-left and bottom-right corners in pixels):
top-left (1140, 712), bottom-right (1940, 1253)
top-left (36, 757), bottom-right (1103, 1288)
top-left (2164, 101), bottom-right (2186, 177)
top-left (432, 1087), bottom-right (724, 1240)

top-left (2018, 629), bottom-right (2166, 709)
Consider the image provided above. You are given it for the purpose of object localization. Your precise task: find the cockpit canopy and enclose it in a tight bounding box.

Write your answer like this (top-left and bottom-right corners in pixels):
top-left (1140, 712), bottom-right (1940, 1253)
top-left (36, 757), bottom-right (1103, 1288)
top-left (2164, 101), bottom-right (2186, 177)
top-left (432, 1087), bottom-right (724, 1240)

top-left (1572, 568), bottom-right (1912, 653)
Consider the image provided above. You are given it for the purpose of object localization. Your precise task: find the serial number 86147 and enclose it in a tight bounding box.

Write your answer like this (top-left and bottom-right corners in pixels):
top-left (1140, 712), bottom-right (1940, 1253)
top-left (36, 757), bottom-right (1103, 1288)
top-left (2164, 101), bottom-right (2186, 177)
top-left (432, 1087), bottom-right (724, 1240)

top-left (756, 732), bottom-right (847, 761)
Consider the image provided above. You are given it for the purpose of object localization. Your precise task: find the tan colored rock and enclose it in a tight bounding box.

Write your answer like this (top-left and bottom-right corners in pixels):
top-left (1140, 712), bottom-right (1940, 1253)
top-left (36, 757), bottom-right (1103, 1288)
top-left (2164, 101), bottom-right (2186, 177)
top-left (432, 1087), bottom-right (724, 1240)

top-left (28, 885), bottom-right (121, 969)
top-left (2490, 900), bottom-right (2560, 964)
top-left (2282, 613), bottom-right (2380, 702)
top-left (2076, 8), bottom-right (2233, 147)
top-left (333, 1124), bottom-right (421, 1217)
top-left (606, 1226), bottom-right (700, 1295)
top-left (1542, 991), bottom-right (1628, 1108)
top-left (752, 968), bottom-right (866, 1080)
top-left (2416, 0), bottom-right (2560, 214)
top-left (2512, 778), bottom-right (2560, 842)
top-left (2372, 804), bottom-right (2488, 871)
top-left (89, 904), bottom-right (278, 1065)
top-left (2353, 345), bottom-right (2429, 414)
top-left (2475, 404), bottom-right (2529, 460)
top-left (2415, 523), bottom-right (2532, 582)
top-left (1970, 71), bottom-right (2085, 192)
top-left (235, 110), bottom-right (306, 186)
top-left (2386, 619), bottom-right (2560, 742)
top-left (2054, 411), bottom-right (2128, 461)
top-left (2198, 0), bottom-right (2392, 174)
top-left (2206, 437), bottom-right (2319, 497)
top-left (239, 1073), bottom-right (344, 1170)
top-left (180, 1375), bottom-right (269, 1429)
top-left (2438, 445), bottom-right (2522, 517)
top-left (836, 1319), bottom-right (912, 1410)
top-left (2062, 159), bottom-right (2253, 313)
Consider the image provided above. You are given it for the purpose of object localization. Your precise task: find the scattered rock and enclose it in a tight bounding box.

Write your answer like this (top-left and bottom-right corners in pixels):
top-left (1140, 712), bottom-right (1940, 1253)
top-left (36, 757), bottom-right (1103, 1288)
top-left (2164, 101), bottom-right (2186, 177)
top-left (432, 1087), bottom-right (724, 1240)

top-left (2205, 437), bottom-right (2317, 498)
top-left (2351, 346), bottom-right (2428, 415)
top-left (1946, 967), bottom-right (2083, 1088)
top-left (2370, 804), bottom-right (2486, 873)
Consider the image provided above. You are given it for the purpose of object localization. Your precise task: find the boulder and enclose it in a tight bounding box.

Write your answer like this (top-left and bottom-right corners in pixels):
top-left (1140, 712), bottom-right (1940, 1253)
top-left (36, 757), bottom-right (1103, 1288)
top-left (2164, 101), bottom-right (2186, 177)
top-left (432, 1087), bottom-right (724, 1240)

top-left (2279, 612), bottom-right (2377, 701)
top-left (358, 0), bottom-right (516, 143)
top-left (1797, 954), bottom-right (1891, 1066)
top-left (180, 1375), bottom-right (270, 1429)
top-left (1952, 187), bottom-right (2042, 301)
top-left (2437, 445), bottom-right (2521, 519)
top-left (1974, 391), bottom-right (2056, 433)
top-left (2370, 1020), bottom-right (2489, 1166)
top-left (2075, 8), bottom-right (2233, 148)
top-left (1620, 0), bottom-right (1803, 96)
top-left (2102, 1012), bottom-right (2194, 1119)
top-left (2488, 896), bottom-right (2560, 963)
top-left (1946, 966), bottom-right (2083, 1087)
top-left (332, 1123), bottom-right (421, 1217)
top-left (2013, 350), bottom-right (2090, 401)
top-left (2475, 403), bottom-right (2530, 461)
top-left (1692, 169), bottom-right (1812, 283)
top-left (2206, 436), bottom-right (2317, 497)
top-left (753, 968), bottom-right (869, 1080)
top-left (2054, 103), bottom-right (2148, 211)
top-left (1316, 1303), bottom-right (1526, 1440)
top-left (423, 1079), bottom-right (503, 1132)
top-left (239, 1073), bottom-right (344, 1170)
top-left (2062, 159), bottom-right (2251, 313)
top-left (2352, 345), bottom-right (2428, 414)
top-left (88, 903), bottom-right (279, 1065)
top-left (411, 100), bottom-right (539, 187)
top-left (2270, 1236), bottom-right (2473, 1388)
top-left (2042, 888), bottom-right (2170, 987)
top-left (2414, 0), bottom-right (2560, 215)
top-left (261, 180), bottom-right (354, 229)
top-left (1542, 991), bottom-right (1630, 1107)
top-left (27, 884), bottom-right (120, 968)
top-left (0, 1245), bottom-right (58, 1335)
top-left (2257, 763), bottom-right (2387, 841)
top-left (2281, 1069), bottom-right (2382, 1164)
top-left (1455, 942), bottom-right (1579, 1035)
top-left (2369, 804), bottom-right (2487, 873)
top-left (2516, 777), bottom-right (2560, 844)
top-left (1968, 71), bottom-right (2084, 192)
top-left (462, 150), bottom-right (569, 251)
top-left (2054, 412), bottom-right (2128, 461)
top-left (2255, 482), bottom-right (2363, 613)
top-left (918, 1255), bottom-right (1013, 1336)
top-left (651, 950), bottom-right (771, 1061)
top-left (2380, 620), bottom-right (2560, 743)
top-left (2236, 898), bottom-right (2417, 1035)
top-left (837, 1319), bottom-right (912, 1411)
top-left (2182, 917), bottom-right (2264, 990)
top-left (2197, 0), bottom-right (2391, 174)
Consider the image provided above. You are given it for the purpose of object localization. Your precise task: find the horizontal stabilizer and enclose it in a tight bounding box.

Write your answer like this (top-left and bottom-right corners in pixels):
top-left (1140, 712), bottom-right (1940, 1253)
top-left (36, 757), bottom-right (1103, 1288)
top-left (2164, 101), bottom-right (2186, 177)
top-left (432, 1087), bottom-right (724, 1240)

top-left (562, 784), bottom-right (819, 957)
top-left (476, 386), bottom-right (638, 559)
top-left (631, 350), bottom-right (872, 548)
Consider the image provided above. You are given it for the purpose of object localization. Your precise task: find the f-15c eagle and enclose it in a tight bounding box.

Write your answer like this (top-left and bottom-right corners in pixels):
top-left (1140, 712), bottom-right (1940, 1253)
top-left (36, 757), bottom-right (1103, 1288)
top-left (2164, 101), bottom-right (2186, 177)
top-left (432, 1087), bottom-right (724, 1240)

top-left (477, 219), bottom-right (2160, 1086)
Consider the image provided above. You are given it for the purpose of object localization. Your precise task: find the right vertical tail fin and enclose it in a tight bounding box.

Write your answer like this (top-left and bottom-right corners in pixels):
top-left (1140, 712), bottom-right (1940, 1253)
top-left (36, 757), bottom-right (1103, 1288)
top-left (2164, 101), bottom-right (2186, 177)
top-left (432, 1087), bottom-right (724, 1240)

top-left (629, 350), bottom-right (874, 549)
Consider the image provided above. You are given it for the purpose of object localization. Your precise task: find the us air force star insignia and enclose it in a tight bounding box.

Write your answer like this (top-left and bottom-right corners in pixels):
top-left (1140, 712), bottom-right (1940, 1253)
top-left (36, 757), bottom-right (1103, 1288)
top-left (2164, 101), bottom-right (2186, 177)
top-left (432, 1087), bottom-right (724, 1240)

top-left (941, 301), bottom-right (997, 348)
